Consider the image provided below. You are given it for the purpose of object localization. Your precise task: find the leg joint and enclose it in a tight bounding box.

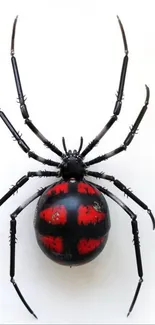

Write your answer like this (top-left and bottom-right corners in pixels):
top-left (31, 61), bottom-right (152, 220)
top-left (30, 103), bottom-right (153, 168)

top-left (10, 213), bottom-right (16, 220)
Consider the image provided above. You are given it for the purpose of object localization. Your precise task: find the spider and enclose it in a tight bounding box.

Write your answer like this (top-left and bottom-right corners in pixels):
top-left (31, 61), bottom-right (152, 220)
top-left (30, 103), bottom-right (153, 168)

top-left (0, 15), bottom-right (154, 320)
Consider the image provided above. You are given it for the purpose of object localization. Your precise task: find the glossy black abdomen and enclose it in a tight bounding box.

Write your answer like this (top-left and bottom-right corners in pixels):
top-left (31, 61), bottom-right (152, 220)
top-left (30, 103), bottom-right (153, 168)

top-left (34, 180), bottom-right (111, 266)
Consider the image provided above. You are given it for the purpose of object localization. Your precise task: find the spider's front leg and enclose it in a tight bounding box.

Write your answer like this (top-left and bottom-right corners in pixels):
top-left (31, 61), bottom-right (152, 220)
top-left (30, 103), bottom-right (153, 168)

top-left (11, 16), bottom-right (64, 158)
top-left (86, 170), bottom-right (155, 229)
top-left (81, 16), bottom-right (128, 158)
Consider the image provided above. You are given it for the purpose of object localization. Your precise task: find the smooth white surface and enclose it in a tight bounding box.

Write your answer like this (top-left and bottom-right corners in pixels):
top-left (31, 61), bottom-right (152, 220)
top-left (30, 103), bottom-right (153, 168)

top-left (0, 0), bottom-right (155, 324)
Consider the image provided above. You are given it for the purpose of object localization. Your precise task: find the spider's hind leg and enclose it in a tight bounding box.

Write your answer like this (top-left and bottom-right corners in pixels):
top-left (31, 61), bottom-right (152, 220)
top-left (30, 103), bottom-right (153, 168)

top-left (85, 170), bottom-right (155, 229)
top-left (88, 181), bottom-right (144, 316)
top-left (10, 186), bottom-right (48, 318)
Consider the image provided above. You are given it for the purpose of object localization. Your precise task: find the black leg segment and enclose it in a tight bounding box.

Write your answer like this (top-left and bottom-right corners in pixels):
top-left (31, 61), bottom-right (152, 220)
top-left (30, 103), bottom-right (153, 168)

top-left (28, 152), bottom-right (60, 167)
top-left (127, 218), bottom-right (143, 317)
top-left (0, 171), bottom-right (59, 207)
top-left (0, 110), bottom-right (60, 167)
top-left (78, 137), bottom-right (84, 154)
top-left (62, 137), bottom-right (68, 154)
top-left (10, 187), bottom-right (48, 318)
top-left (11, 16), bottom-right (64, 158)
top-left (81, 16), bottom-right (128, 158)
top-left (86, 170), bottom-right (155, 229)
top-left (0, 110), bottom-right (29, 153)
top-left (88, 181), bottom-right (144, 316)
top-left (85, 85), bottom-right (150, 166)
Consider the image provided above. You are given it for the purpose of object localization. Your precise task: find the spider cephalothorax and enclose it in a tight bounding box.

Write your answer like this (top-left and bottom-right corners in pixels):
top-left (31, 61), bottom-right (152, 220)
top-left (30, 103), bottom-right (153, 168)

top-left (0, 15), bottom-right (154, 320)
top-left (59, 138), bottom-right (86, 180)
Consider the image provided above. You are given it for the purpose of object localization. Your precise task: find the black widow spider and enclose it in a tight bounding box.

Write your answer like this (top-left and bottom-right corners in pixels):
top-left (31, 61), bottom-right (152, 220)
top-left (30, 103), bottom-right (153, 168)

top-left (0, 15), bottom-right (154, 320)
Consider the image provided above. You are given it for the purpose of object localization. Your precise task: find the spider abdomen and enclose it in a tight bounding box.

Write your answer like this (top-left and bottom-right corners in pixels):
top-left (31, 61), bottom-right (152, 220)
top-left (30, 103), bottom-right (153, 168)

top-left (34, 180), bottom-right (111, 266)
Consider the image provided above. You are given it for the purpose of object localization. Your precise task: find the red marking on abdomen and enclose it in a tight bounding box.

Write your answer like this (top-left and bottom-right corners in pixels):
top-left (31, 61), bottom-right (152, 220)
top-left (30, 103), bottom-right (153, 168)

top-left (77, 205), bottom-right (105, 225)
top-left (40, 206), bottom-right (67, 225)
top-left (40, 236), bottom-right (63, 253)
top-left (77, 182), bottom-right (99, 195)
top-left (77, 237), bottom-right (104, 254)
top-left (47, 183), bottom-right (68, 196)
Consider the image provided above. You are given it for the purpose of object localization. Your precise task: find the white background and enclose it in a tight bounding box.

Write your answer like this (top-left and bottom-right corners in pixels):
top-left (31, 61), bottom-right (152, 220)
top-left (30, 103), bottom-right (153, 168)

top-left (0, 0), bottom-right (155, 324)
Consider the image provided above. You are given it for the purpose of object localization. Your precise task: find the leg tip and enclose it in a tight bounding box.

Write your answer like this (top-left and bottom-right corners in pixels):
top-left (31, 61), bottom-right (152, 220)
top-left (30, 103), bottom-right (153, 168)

top-left (127, 311), bottom-right (130, 317)
top-left (145, 84), bottom-right (150, 103)
top-left (32, 312), bottom-right (38, 319)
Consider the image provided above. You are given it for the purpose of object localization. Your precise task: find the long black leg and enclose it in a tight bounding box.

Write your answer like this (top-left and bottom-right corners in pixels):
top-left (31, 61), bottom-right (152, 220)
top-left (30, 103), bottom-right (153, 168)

top-left (10, 186), bottom-right (48, 318)
top-left (85, 85), bottom-right (149, 166)
top-left (62, 137), bottom-right (67, 154)
top-left (78, 137), bottom-right (84, 154)
top-left (11, 16), bottom-right (64, 158)
top-left (88, 181), bottom-right (143, 316)
top-left (86, 171), bottom-right (155, 229)
top-left (0, 110), bottom-right (60, 167)
top-left (0, 171), bottom-right (59, 206)
top-left (81, 16), bottom-right (128, 158)
top-left (28, 152), bottom-right (60, 167)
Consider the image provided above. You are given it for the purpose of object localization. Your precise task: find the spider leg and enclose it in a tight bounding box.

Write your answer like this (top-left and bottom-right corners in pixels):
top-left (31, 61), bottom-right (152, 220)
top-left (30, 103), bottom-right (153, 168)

top-left (78, 137), bottom-right (83, 154)
top-left (0, 171), bottom-right (59, 206)
top-left (62, 137), bottom-right (68, 154)
top-left (0, 110), bottom-right (60, 167)
top-left (11, 16), bottom-right (64, 158)
top-left (10, 186), bottom-right (48, 318)
top-left (85, 85), bottom-right (149, 166)
top-left (88, 181), bottom-right (143, 316)
top-left (81, 16), bottom-right (128, 158)
top-left (86, 171), bottom-right (155, 229)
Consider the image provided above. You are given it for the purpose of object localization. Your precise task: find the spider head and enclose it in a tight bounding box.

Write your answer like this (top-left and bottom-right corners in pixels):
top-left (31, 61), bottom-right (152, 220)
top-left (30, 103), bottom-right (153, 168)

top-left (60, 145), bottom-right (85, 181)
